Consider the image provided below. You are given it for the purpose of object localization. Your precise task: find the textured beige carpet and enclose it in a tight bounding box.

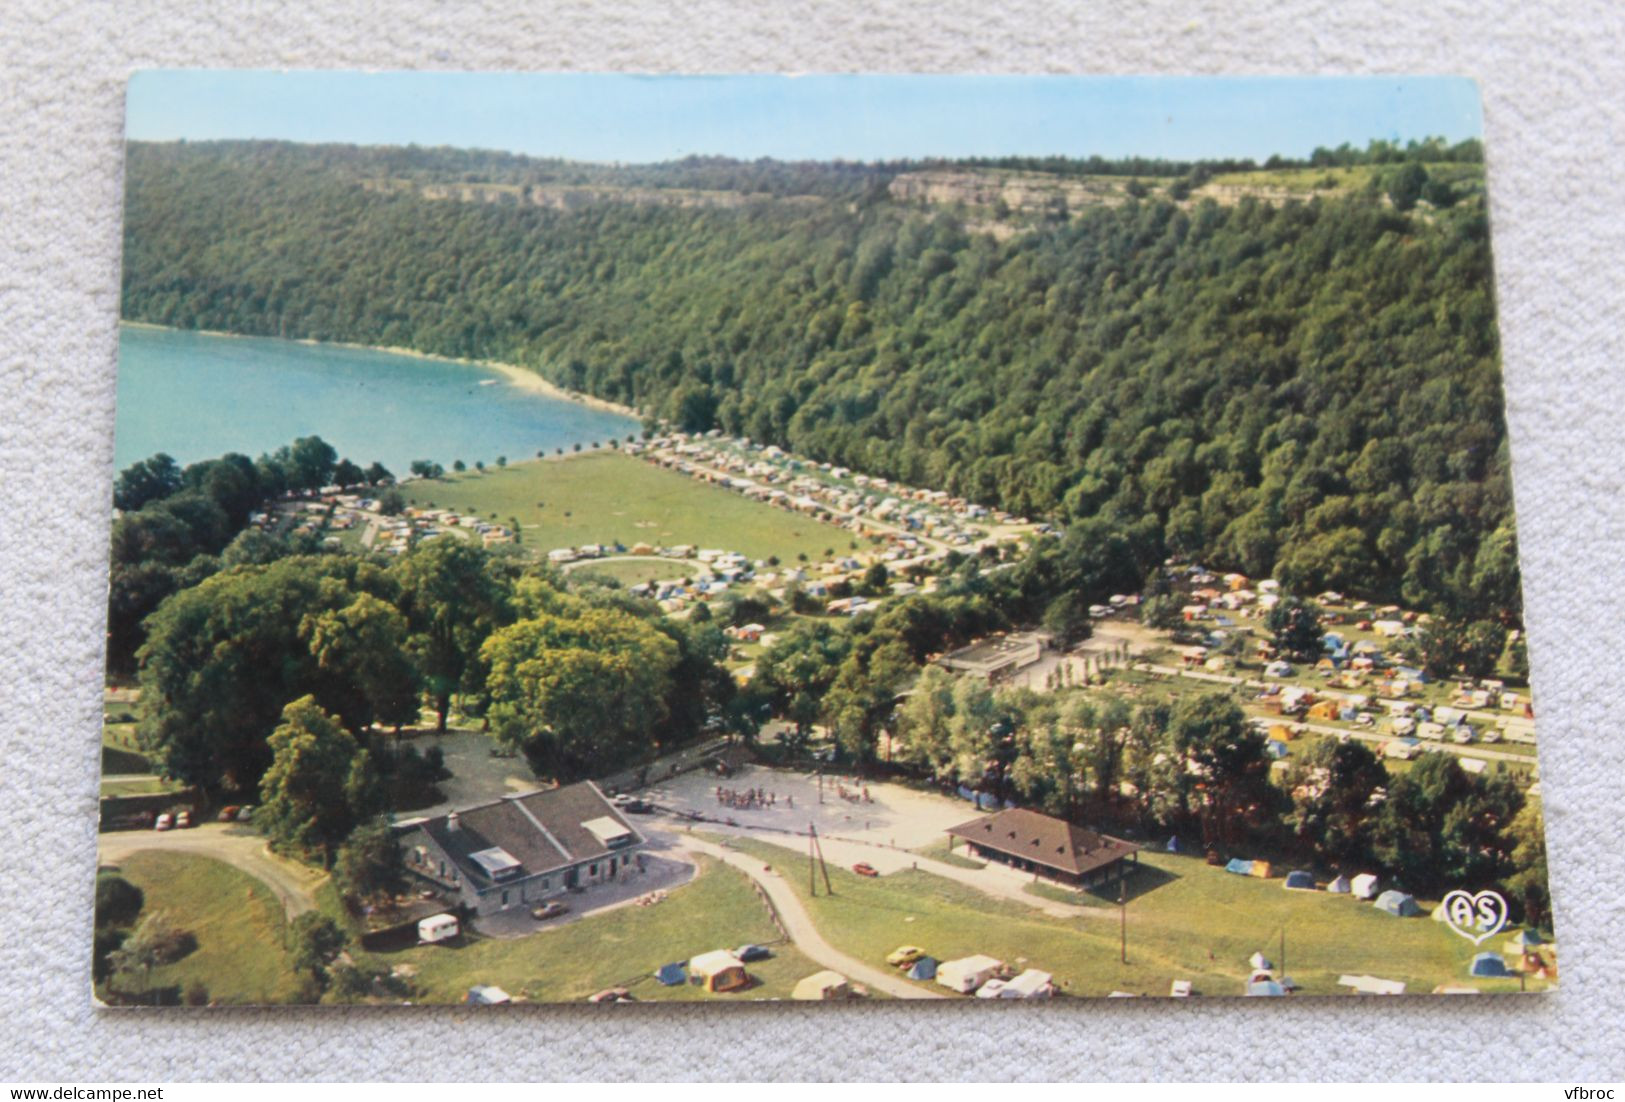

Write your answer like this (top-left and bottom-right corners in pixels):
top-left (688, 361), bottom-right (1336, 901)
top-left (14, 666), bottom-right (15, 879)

top-left (2, 0), bottom-right (1621, 1081)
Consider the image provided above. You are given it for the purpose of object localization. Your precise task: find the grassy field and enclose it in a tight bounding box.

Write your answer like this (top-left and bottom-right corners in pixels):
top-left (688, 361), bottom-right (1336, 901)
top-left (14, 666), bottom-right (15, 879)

top-left (403, 451), bottom-right (846, 565)
top-left (720, 836), bottom-right (1548, 999)
top-left (352, 855), bottom-right (824, 1004)
top-left (100, 852), bottom-right (300, 1006)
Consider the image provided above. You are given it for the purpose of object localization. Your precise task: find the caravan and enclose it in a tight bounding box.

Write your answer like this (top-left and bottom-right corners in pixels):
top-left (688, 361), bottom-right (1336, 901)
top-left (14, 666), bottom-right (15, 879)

top-left (935, 955), bottom-right (1004, 994)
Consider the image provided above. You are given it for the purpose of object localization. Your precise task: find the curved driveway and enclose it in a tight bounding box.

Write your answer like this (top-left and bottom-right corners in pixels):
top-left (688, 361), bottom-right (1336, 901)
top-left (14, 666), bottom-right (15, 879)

top-left (98, 824), bottom-right (326, 918)
top-left (682, 835), bottom-right (943, 999)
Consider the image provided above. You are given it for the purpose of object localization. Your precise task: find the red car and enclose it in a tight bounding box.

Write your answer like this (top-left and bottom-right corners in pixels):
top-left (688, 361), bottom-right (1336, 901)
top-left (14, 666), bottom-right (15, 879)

top-left (852, 862), bottom-right (879, 877)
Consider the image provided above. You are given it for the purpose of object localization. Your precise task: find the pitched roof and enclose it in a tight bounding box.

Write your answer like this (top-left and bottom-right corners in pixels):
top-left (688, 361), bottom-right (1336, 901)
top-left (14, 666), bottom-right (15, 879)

top-left (406, 781), bottom-right (641, 888)
top-left (945, 807), bottom-right (1138, 877)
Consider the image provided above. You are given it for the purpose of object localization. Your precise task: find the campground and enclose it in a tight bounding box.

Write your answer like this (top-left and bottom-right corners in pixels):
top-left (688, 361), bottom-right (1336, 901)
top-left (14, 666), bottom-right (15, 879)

top-left (703, 830), bottom-right (1547, 999)
top-left (400, 450), bottom-right (850, 570)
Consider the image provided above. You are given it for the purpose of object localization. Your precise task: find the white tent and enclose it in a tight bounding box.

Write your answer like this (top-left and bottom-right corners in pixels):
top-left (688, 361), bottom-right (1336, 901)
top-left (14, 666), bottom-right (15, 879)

top-left (1326, 874), bottom-right (1352, 895)
top-left (935, 955), bottom-right (1004, 994)
top-left (1000, 969), bottom-right (1054, 999)
top-left (791, 970), bottom-right (850, 1001)
top-left (1338, 974), bottom-right (1407, 996)
top-left (1248, 951), bottom-right (1274, 971)
top-left (1351, 873), bottom-right (1380, 900)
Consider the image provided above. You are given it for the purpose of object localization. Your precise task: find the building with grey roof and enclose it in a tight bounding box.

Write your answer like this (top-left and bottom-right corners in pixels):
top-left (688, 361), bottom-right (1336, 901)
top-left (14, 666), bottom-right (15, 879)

top-left (395, 781), bottom-right (645, 916)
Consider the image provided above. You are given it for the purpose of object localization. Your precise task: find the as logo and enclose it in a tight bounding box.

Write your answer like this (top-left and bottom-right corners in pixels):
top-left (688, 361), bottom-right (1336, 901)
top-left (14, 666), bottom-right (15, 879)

top-left (1439, 889), bottom-right (1509, 945)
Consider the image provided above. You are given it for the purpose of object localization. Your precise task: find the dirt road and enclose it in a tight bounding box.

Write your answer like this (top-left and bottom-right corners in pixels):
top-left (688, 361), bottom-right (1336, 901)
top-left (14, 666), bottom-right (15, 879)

top-left (97, 824), bottom-right (326, 918)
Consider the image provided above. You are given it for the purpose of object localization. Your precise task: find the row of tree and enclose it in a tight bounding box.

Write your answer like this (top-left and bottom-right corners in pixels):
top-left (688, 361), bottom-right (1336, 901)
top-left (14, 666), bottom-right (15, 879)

top-left (108, 437), bottom-right (391, 674)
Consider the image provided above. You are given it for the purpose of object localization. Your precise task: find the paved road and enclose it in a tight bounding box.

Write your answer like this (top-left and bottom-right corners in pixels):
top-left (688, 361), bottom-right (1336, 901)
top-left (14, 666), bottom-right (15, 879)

top-left (98, 824), bottom-right (327, 919)
top-left (682, 835), bottom-right (943, 999)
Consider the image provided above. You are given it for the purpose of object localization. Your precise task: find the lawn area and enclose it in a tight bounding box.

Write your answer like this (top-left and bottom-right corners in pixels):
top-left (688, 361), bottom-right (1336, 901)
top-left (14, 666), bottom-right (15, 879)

top-left (99, 776), bottom-right (179, 797)
top-left (721, 836), bottom-right (1548, 999)
top-left (354, 855), bottom-right (824, 1004)
top-left (100, 851), bottom-right (300, 1006)
top-left (402, 451), bottom-right (847, 565)
top-left (569, 559), bottom-right (685, 587)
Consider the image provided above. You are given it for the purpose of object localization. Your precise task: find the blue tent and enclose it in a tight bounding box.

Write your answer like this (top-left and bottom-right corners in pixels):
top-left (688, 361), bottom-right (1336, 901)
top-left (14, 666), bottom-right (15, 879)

top-left (1508, 929), bottom-right (1546, 950)
top-left (654, 962), bottom-right (687, 986)
top-left (976, 792), bottom-right (1000, 810)
top-left (1165, 835), bottom-right (1182, 853)
top-left (1469, 952), bottom-right (1513, 978)
top-left (1283, 870), bottom-right (1316, 891)
top-left (1373, 890), bottom-right (1421, 917)
top-left (1225, 858), bottom-right (1254, 876)
top-left (956, 785), bottom-right (976, 802)
top-left (907, 957), bottom-right (938, 981)
top-left (1265, 739), bottom-right (1289, 760)
top-left (1246, 979), bottom-right (1286, 996)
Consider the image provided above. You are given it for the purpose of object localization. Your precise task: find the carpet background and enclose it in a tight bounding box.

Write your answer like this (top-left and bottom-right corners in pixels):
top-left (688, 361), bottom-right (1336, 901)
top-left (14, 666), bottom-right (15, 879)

top-left (2, 0), bottom-right (1622, 1082)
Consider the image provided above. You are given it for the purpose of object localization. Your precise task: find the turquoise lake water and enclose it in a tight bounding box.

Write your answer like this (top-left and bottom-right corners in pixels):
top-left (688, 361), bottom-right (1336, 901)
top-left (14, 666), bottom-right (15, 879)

top-left (114, 326), bottom-right (640, 474)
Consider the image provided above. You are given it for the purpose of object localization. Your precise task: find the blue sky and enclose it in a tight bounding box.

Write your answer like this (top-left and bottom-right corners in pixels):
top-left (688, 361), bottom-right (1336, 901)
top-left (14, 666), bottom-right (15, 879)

top-left (126, 72), bottom-right (1482, 164)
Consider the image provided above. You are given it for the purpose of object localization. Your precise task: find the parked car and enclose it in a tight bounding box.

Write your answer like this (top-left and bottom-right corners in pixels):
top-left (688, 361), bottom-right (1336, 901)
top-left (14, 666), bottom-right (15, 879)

top-left (154, 813), bottom-right (173, 831)
top-left (218, 805), bottom-right (241, 823)
top-left (975, 978), bottom-right (1010, 999)
top-left (852, 862), bottom-right (879, 878)
top-left (734, 944), bottom-right (772, 963)
top-left (531, 900), bottom-right (570, 921)
top-left (612, 794), bottom-right (649, 813)
top-left (886, 945), bottom-right (927, 967)
top-left (175, 810), bottom-right (191, 829)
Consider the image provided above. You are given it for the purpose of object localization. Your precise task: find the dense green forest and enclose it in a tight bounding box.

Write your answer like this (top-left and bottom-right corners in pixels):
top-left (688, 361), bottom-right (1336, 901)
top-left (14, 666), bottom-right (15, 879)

top-left (121, 138), bottom-right (1519, 620)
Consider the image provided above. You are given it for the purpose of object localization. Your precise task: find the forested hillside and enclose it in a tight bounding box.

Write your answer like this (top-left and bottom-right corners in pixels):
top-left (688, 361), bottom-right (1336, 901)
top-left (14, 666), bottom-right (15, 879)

top-left (121, 139), bottom-right (1519, 619)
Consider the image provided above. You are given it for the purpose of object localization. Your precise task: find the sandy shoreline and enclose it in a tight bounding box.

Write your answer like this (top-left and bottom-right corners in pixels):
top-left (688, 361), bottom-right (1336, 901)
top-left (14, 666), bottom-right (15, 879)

top-left (119, 321), bottom-right (643, 420)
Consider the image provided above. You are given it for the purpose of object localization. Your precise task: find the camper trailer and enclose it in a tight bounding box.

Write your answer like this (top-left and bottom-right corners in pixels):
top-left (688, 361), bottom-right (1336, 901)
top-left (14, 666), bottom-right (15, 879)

top-left (935, 955), bottom-right (1004, 994)
top-left (418, 913), bottom-right (460, 944)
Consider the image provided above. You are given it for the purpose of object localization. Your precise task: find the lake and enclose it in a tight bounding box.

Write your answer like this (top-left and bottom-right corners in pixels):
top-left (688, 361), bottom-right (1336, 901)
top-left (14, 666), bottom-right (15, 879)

top-left (114, 326), bottom-right (641, 474)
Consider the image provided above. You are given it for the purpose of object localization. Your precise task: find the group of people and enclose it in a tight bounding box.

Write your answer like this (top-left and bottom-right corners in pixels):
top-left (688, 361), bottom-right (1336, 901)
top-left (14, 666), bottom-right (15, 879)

top-left (715, 785), bottom-right (792, 811)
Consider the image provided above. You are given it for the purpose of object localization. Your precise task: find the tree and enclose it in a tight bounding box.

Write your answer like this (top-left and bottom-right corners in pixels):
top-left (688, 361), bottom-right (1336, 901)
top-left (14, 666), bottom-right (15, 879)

top-left (258, 695), bottom-right (383, 861)
top-left (108, 912), bottom-right (196, 1001)
top-left (496, 455), bottom-right (507, 468)
top-left (894, 663), bottom-right (956, 773)
top-left (333, 819), bottom-right (406, 904)
top-left (755, 620), bottom-right (851, 738)
top-left (1266, 598), bottom-right (1323, 661)
top-left (1503, 804), bottom-right (1551, 928)
top-left (286, 435), bottom-right (338, 491)
top-left (364, 462), bottom-right (393, 485)
top-left (95, 874), bottom-right (145, 928)
top-left (859, 562), bottom-right (889, 597)
top-left (408, 460), bottom-right (444, 479)
top-left (300, 592), bottom-right (420, 731)
top-left (289, 912), bottom-right (348, 993)
top-left (1170, 693), bottom-right (1279, 849)
top-left (113, 453), bottom-right (182, 512)
top-left (1372, 751), bottom-right (1523, 892)
top-left (137, 555), bottom-right (406, 792)
top-left (391, 540), bottom-right (511, 732)
top-left (482, 592), bottom-right (679, 779)
top-left (333, 459), bottom-right (365, 487)
top-left (453, 459), bottom-right (466, 472)
top-left (1283, 737), bottom-right (1386, 867)
top-left (1387, 162), bottom-right (1429, 211)
top-left (377, 487), bottom-right (407, 516)
top-left (823, 634), bottom-right (915, 767)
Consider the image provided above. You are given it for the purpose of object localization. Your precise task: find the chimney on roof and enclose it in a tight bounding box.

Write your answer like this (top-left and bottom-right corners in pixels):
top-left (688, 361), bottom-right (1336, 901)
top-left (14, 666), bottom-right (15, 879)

top-left (447, 811), bottom-right (461, 832)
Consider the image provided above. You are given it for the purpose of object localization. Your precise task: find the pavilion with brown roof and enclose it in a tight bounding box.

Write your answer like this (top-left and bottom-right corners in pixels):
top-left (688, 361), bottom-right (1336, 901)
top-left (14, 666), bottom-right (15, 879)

top-left (945, 806), bottom-right (1140, 889)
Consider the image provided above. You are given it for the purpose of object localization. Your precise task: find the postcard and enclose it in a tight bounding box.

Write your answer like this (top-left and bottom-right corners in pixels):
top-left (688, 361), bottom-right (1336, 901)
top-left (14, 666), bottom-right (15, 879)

top-left (97, 72), bottom-right (1553, 1006)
